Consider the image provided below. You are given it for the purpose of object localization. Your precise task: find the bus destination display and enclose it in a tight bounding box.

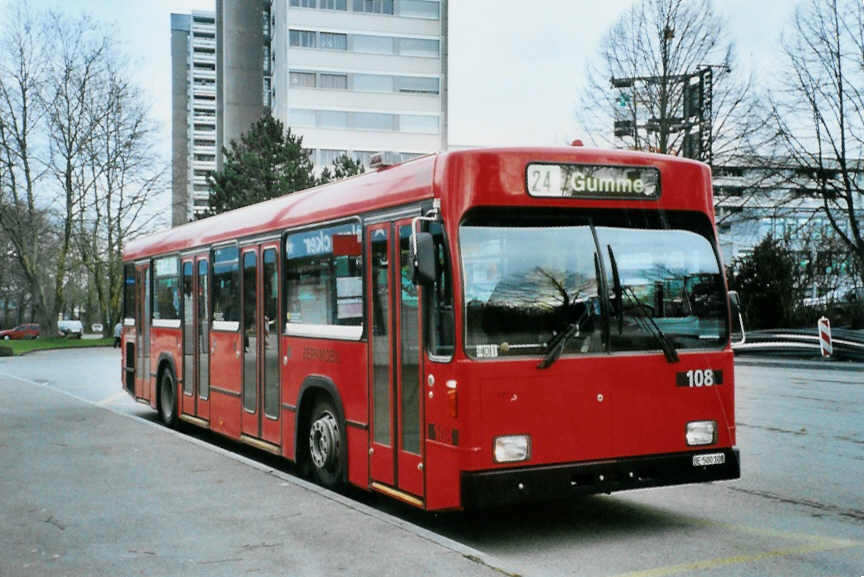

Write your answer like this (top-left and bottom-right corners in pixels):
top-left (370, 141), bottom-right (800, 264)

top-left (527, 163), bottom-right (660, 200)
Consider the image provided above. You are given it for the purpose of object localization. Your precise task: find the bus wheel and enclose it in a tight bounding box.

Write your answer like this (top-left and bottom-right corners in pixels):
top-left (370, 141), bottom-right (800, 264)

top-left (158, 367), bottom-right (179, 428)
top-left (308, 398), bottom-right (344, 490)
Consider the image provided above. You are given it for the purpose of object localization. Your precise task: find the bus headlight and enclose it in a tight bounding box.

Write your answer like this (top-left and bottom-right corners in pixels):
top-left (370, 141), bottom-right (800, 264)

top-left (494, 435), bottom-right (531, 463)
top-left (686, 421), bottom-right (717, 446)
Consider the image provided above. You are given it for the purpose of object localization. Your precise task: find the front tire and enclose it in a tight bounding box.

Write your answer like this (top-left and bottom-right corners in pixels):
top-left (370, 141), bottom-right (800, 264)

top-left (158, 368), bottom-right (179, 428)
top-left (307, 398), bottom-right (345, 490)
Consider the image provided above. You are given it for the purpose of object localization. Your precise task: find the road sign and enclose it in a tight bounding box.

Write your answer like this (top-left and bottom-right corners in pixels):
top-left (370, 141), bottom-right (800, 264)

top-left (818, 316), bottom-right (832, 358)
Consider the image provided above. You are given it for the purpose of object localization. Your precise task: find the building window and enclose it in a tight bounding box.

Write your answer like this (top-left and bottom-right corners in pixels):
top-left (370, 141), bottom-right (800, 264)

top-left (153, 257), bottom-right (180, 321)
top-left (320, 73), bottom-right (348, 89)
top-left (263, 76), bottom-right (272, 108)
top-left (289, 29), bottom-right (317, 48)
top-left (352, 0), bottom-right (393, 14)
top-left (285, 222), bottom-right (363, 337)
top-left (290, 0), bottom-right (317, 7)
top-left (399, 114), bottom-right (439, 134)
top-left (354, 112), bottom-right (394, 131)
top-left (321, 0), bottom-right (347, 9)
top-left (193, 123), bottom-right (215, 132)
top-left (352, 34), bottom-right (394, 54)
top-left (320, 32), bottom-right (348, 50)
top-left (288, 108), bottom-right (316, 127)
top-left (194, 139), bottom-right (216, 147)
top-left (351, 150), bottom-right (376, 167)
top-left (397, 37), bottom-right (439, 57)
top-left (319, 149), bottom-right (348, 165)
top-left (318, 110), bottom-right (349, 129)
top-left (396, 76), bottom-right (439, 93)
top-left (194, 154), bottom-right (216, 162)
top-left (290, 71), bottom-right (317, 88)
top-left (353, 73), bottom-right (394, 92)
top-left (398, 0), bottom-right (439, 19)
top-left (212, 246), bottom-right (239, 326)
top-left (193, 62), bottom-right (215, 71)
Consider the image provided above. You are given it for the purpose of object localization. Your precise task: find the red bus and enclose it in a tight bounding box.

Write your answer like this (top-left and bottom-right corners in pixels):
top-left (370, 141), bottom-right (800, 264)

top-left (121, 147), bottom-right (740, 510)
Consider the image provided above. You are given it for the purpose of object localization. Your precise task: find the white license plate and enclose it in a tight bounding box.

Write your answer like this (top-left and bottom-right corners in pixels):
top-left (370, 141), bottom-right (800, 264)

top-left (692, 453), bottom-right (725, 467)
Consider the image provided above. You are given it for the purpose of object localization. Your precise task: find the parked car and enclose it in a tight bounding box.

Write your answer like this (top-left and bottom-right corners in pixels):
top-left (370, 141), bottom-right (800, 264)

top-left (0, 323), bottom-right (40, 340)
top-left (57, 319), bottom-right (83, 338)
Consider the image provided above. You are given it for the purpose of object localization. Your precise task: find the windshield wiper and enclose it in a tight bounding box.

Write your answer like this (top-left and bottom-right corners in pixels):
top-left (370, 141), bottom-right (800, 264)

top-left (537, 308), bottom-right (589, 369)
top-left (605, 244), bottom-right (678, 363)
top-left (621, 285), bottom-right (679, 363)
top-left (607, 245), bottom-right (624, 336)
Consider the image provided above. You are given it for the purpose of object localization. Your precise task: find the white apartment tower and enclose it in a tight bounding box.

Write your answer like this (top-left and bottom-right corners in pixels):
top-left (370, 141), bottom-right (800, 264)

top-left (217, 0), bottom-right (447, 172)
top-left (171, 11), bottom-right (218, 226)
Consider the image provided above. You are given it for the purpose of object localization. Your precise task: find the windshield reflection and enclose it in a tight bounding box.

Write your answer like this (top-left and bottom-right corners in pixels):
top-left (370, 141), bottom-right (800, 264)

top-left (460, 218), bottom-right (728, 359)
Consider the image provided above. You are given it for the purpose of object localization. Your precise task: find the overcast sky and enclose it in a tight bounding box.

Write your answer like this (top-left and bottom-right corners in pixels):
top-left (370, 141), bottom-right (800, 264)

top-left (22, 0), bottom-right (798, 199)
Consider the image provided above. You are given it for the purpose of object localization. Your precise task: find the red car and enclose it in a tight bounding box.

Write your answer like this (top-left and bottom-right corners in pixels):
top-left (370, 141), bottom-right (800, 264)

top-left (0, 323), bottom-right (40, 340)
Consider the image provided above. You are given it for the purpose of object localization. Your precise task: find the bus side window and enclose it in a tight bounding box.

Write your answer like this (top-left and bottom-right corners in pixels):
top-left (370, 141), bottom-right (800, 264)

top-left (426, 222), bottom-right (454, 359)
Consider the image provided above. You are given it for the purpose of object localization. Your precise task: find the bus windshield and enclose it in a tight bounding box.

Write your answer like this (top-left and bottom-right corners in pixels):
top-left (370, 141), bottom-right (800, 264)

top-left (460, 213), bottom-right (728, 359)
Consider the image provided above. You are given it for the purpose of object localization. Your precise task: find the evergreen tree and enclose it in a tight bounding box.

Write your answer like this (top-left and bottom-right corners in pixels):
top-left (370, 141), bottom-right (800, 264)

top-left (317, 154), bottom-right (364, 185)
top-left (206, 116), bottom-right (316, 216)
top-left (729, 236), bottom-right (802, 329)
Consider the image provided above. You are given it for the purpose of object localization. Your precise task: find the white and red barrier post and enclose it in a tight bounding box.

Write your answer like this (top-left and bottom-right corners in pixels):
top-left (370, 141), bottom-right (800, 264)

top-left (818, 316), bottom-right (832, 358)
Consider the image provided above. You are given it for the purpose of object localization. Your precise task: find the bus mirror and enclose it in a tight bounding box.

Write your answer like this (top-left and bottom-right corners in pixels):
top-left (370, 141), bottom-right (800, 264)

top-left (413, 232), bottom-right (436, 285)
top-left (728, 290), bottom-right (740, 311)
top-left (728, 290), bottom-right (746, 345)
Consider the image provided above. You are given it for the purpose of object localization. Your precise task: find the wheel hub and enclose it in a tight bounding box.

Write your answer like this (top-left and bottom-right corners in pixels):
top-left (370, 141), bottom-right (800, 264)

top-left (309, 412), bottom-right (340, 470)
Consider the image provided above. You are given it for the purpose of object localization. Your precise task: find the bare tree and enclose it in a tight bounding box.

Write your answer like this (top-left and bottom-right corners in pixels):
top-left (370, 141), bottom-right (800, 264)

top-left (772, 0), bottom-right (864, 289)
top-left (77, 65), bottom-right (164, 334)
top-left (43, 11), bottom-right (110, 332)
top-left (0, 1), bottom-right (57, 334)
top-left (578, 0), bottom-right (765, 166)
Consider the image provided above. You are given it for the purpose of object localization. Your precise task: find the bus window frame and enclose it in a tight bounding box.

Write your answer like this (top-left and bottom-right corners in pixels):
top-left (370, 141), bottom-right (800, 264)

top-left (282, 215), bottom-right (365, 342)
top-left (151, 254), bottom-right (182, 328)
top-left (457, 207), bottom-right (731, 361)
top-left (211, 241), bottom-right (241, 332)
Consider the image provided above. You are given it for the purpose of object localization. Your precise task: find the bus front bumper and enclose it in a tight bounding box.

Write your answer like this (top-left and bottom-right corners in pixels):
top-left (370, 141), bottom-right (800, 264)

top-left (461, 448), bottom-right (740, 509)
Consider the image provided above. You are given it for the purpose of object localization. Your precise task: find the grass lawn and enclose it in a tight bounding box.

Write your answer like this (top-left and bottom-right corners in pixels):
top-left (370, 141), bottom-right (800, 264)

top-left (0, 338), bottom-right (114, 356)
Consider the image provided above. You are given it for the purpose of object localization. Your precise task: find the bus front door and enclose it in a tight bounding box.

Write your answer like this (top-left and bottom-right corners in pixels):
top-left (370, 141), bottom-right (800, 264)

top-left (367, 220), bottom-right (424, 500)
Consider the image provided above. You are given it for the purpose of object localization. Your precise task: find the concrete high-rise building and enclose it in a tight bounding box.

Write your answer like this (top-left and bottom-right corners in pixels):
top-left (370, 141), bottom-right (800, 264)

top-left (171, 11), bottom-right (218, 226)
top-left (217, 0), bottom-right (447, 172)
top-left (216, 0), bottom-right (270, 172)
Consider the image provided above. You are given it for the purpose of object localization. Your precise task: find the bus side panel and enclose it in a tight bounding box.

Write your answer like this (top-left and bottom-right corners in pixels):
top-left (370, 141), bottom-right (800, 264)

top-left (281, 336), bottom-right (368, 488)
top-left (210, 330), bottom-right (242, 438)
top-left (150, 327), bottom-right (181, 372)
top-left (150, 327), bottom-right (181, 408)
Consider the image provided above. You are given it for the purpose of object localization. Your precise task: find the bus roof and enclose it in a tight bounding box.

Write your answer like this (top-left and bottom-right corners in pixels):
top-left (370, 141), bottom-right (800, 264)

top-left (124, 147), bottom-right (712, 261)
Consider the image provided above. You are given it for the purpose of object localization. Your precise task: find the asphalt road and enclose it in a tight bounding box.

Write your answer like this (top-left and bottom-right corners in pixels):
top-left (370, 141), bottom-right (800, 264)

top-left (0, 348), bottom-right (861, 577)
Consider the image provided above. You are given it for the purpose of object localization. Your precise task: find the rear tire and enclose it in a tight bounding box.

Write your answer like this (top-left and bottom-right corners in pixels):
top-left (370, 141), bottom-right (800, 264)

top-left (158, 368), bottom-right (179, 428)
top-left (307, 398), bottom-right (345, 490)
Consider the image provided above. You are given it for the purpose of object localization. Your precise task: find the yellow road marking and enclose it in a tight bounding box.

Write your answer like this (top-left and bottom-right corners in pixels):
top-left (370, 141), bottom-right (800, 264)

top-left (609, 540), bottom-right (858, 577)
top-left (608, 521), bottom-right (861, 577)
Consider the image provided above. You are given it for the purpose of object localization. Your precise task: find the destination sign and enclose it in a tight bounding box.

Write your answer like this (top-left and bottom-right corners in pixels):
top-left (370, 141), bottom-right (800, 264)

top-left (526, 163), bottom-right (660, 200)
